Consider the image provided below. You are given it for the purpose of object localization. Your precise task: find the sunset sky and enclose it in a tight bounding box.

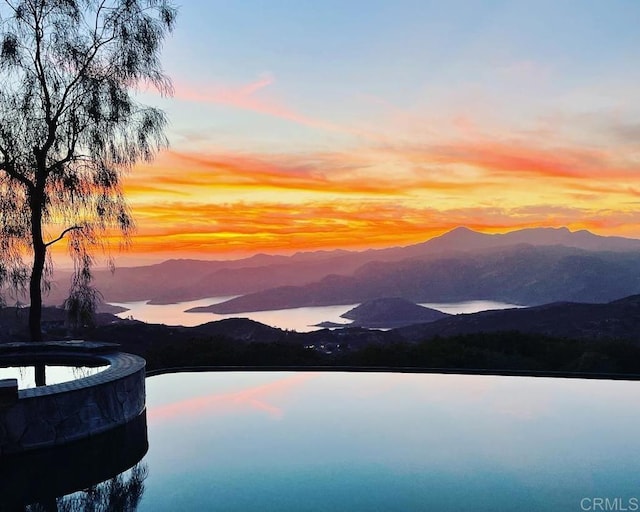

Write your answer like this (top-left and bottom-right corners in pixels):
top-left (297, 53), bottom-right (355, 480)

top-left (110, 1), bottom-right (640, 264)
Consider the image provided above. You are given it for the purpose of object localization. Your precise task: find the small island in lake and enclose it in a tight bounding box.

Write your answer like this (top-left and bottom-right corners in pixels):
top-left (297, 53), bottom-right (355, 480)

top-left (316, 297), bottom-right (450, 329)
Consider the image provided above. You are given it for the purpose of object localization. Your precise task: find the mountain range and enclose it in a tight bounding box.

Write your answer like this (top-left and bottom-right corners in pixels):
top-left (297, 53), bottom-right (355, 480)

top-left (38, 226), bottom-right (640, 310)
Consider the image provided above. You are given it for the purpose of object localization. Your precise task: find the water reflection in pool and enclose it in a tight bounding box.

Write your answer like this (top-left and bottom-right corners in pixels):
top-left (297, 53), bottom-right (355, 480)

top-left (137, 372), bottom-right (640, 511)
top-left (0, 364), bottom-right (108, 389)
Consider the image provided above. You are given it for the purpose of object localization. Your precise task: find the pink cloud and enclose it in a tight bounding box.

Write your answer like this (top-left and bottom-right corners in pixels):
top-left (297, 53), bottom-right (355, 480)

top-left (173, 75), bottom-right (356, 136)
top-left (148, 373), bottom-right (315, 421)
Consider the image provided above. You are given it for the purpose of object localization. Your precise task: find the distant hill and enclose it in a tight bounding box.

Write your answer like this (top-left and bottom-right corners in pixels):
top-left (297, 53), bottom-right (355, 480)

top-left (192, 318), bottom-right (284, 343)
top-left (336, 297), bottom-right (449, 328)
top-left (207, 245), bottom-right (640, 313)
top-left (396, 295), bottom-right (640, 343)
top-left (88, 316), bottom-right (285, 352)
top-left (0, 306), bottom-right (122, 343)
top-left (35, 226), bottom-right (640, 307)
top-left (43, 251), bottom-right (385, 306)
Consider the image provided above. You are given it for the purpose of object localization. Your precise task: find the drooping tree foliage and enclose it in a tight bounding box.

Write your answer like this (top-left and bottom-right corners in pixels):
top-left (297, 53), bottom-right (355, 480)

top-left (0, 0), bottom-right (177, 340)
top-left (26, 463), bottom-right (148, 511)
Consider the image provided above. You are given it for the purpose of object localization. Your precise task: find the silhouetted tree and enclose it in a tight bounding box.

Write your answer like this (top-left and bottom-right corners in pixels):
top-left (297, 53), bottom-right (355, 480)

top-left (0, 0), bottom-right (177, 341)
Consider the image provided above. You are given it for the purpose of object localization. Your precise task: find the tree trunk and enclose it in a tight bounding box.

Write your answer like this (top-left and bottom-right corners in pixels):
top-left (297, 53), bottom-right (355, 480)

top-left (29, 248), bottom-right (45, 342)
top-left (29, 189), bottom-right (46, 343)
top-left (35, 364), bottom-right (46, 387)
top-left (30, 187), bottom-right (47, 386)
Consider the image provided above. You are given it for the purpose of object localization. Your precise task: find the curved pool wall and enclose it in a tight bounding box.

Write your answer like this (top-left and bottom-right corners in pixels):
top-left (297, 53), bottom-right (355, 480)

top-left (0, 341), bottom-right (146, 454)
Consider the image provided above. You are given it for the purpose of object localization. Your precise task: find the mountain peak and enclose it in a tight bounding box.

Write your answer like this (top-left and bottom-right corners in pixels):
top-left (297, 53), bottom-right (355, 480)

top-left (400, 225), bottom-right (640, 260)
top-left (448, 226), bottom-right (477, 234)
top-left (411, 226), bottom-right (493, 253)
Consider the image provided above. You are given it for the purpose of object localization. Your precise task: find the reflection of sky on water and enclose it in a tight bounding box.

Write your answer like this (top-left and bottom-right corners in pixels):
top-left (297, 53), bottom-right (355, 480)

top-left (419, 299), bottom-right (524, 315)
top-left (0, 365), bottom-right (107, 389)
top-left (110, 298), bottom-right (521, 331)
top-left (110, 297), bottom-right (357, 330)
top-left (110, 297), bottom-right (238, 327)
top-left (147, 373), bottom-right (316, 420)
top-left (140, 372), bottom-right (640, 511)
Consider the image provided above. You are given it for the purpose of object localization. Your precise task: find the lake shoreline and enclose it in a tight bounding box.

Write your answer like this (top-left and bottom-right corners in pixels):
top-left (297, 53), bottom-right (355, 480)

top-left (107, 298), bottom-right (523, 332)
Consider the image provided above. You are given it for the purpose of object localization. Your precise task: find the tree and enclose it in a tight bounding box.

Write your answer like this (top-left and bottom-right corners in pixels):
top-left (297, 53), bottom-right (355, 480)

top-left (0, 0), bottom-right (177, 341)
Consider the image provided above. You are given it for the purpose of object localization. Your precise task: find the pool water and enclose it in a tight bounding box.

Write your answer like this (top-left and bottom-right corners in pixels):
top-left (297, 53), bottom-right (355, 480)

top-left (140, 372), bottom-right (640, 511)
top-left (0, 364), bottom-right (108, 389)
top-left (11, 371), bottom-right (640, 511)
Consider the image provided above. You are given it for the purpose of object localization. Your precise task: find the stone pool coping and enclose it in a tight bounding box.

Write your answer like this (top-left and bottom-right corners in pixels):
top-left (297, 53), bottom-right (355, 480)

top-left (146, 365), bottom-right (640, 381)
top-left (0, 341), bottom-right (146, 454)
top-left (2, 352), bottom-right (143, 399)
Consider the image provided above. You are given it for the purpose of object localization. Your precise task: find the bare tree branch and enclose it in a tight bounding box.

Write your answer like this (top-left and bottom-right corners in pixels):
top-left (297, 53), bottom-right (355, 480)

top-left (44, 225), bottom-right (83, 247)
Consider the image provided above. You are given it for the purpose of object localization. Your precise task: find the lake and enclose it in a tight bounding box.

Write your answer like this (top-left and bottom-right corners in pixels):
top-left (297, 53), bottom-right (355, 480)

top-left (108, 298), bottom-right (521, 331)
top-left (18, 371), bottom-right (640, 511)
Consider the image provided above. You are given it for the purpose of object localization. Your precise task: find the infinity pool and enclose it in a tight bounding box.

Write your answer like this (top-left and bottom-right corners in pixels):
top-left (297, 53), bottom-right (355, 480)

top-left (141, 372), bottom-right (640, 511)
top-left (9, 371), bottom-right (640, 510)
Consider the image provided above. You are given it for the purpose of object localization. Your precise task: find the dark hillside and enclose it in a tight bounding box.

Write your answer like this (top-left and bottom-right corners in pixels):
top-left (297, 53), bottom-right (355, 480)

top-left (397, 295), bottom-right (640, 343)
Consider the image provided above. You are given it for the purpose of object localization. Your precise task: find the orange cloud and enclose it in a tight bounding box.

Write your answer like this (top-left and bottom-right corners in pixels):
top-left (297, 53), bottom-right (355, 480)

top-left (126, 148), bottom-right (499, 200)
top-left (403, 140), bottom-right (634, 181)
top-left (100, 127), bottom-right (640, 262)
top-left (100, 197), bottom-right (640, 262)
